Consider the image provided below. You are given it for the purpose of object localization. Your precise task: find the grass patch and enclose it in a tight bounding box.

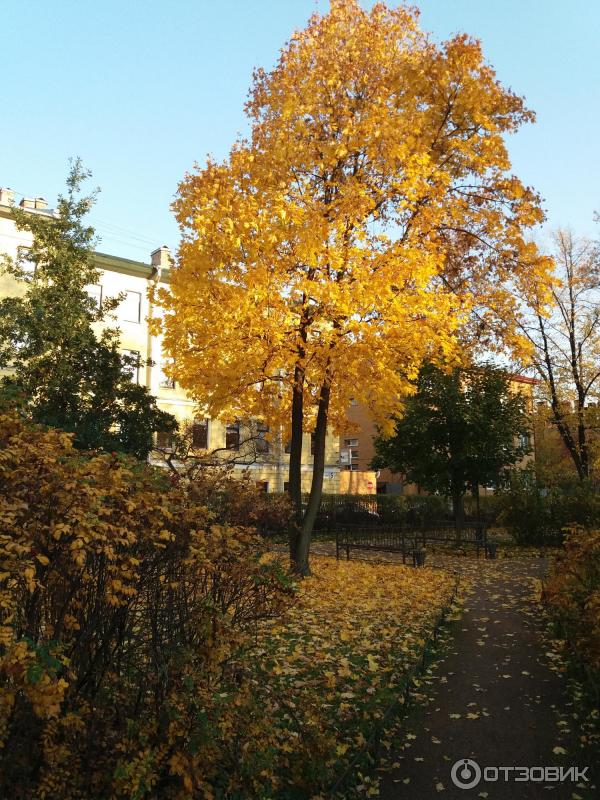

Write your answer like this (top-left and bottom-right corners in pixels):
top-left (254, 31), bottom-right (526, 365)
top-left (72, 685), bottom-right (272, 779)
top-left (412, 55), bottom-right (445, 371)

top-left (240, 555), bottom-right (456, 798)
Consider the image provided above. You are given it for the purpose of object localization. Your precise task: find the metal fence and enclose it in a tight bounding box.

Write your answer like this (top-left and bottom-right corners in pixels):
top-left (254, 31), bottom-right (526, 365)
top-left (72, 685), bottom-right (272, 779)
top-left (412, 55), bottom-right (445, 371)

top-left (335, 522), bottom-right (488, 562)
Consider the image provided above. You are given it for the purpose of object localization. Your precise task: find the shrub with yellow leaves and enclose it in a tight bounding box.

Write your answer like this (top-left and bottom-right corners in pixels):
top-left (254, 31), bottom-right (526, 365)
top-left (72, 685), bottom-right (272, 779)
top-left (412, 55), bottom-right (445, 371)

top-left (0, 411), bottom-right (293, 799)
top-left (545, 527), bottom-right (600, 671)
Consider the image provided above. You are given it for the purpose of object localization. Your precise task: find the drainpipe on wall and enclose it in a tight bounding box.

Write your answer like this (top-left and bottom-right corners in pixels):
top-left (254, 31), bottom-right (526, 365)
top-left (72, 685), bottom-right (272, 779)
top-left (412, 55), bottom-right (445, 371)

top-left (147, 245), bottom-right (172, 390)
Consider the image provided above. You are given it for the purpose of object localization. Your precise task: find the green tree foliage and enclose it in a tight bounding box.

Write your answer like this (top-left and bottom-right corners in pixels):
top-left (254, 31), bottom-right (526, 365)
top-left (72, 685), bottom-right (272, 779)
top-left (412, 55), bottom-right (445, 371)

top-left (0, 160), bottom-right (176, 459)
top-left (500, 471), bottom-right (600, 545)
top-left (372, 363), bottom-right (531, 523)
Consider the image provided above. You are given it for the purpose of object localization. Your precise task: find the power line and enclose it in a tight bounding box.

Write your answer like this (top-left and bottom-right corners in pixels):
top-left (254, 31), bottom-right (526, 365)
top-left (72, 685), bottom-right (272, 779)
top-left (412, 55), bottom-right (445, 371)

top-left (2, 189), bottom-right (175, 254)
top-left (91, 217), bottom-right (160, 246)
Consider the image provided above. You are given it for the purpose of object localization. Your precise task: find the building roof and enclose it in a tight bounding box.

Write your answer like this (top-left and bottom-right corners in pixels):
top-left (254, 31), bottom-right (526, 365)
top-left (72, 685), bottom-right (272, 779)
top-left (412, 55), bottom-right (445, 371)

top-left (509, 374), bottom-right (539, 385)
top-left (0, 204), bottom-right (58, 220)
top-left (93, 251), bottom-right (171, 282)
top-left (0, 201), bottom-right (172, 283)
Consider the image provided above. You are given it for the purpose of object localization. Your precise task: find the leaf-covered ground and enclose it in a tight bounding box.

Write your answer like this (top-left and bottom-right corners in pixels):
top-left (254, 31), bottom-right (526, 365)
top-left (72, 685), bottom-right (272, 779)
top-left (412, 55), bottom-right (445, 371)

top-left (246, 555), bottom-right (456, 797)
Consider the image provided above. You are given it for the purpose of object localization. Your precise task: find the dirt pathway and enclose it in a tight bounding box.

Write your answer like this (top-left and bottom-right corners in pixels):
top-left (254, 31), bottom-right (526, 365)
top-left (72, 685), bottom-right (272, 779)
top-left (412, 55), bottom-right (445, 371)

top-left (377, 556), bottom-right (595, 800)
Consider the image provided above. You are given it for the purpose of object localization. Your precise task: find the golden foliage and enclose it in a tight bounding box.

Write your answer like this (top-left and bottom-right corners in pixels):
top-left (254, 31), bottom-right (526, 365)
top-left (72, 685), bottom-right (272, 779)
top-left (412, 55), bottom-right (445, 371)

top-left (155, 0), bottom-right (553, 439)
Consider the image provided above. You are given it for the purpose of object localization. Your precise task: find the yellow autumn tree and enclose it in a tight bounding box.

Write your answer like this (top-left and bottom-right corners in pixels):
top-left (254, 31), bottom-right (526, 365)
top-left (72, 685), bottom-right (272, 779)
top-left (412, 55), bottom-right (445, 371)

top-left (156, 0), bottom-right (552, 574)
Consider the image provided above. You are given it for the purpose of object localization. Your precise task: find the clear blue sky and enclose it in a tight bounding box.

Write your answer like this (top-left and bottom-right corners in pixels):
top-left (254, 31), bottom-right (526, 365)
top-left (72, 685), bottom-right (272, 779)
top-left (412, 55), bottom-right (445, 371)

top-left (2, 1), bottom-right (598, 261)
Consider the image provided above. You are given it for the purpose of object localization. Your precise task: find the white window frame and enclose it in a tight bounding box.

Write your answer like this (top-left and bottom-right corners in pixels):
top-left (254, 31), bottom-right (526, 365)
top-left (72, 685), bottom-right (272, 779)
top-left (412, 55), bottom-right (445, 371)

top-left (156, 430), bottom-right (175, 450)
top-left (119, 290), bottom-right (142, 323)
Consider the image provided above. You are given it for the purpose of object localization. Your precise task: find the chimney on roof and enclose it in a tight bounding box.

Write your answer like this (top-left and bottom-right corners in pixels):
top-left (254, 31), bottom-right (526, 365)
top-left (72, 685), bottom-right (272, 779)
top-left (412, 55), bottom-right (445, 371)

top-left (0, 187), bottom-right (15, 206)
top-left (19, 197), bottom-right (35, 209)
top-left (150, 245), bottom-right (172, 281)
top-left (34, 197), bottom-right (48, 210)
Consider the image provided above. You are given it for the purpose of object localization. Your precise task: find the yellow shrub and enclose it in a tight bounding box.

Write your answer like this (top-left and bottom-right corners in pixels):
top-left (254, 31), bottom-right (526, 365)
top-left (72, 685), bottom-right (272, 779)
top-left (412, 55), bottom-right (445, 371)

top-left (545, 527), bottom-right (600, 670)
top-left (0, 412), bottom-right (293, 799)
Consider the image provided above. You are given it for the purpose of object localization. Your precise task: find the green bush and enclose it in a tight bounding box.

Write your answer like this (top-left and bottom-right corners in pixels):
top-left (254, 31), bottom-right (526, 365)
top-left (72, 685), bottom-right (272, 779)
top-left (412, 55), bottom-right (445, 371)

top-left (400, 494), bottom-right (451, 523)
top-left (498, 478), bottom-right (554, 545)
top-left (311, 493), bottom-right (450, 525)
top-left (463, 493), bottom-right (504, 522)
top-left (499, 473), bottom-right (600, 545)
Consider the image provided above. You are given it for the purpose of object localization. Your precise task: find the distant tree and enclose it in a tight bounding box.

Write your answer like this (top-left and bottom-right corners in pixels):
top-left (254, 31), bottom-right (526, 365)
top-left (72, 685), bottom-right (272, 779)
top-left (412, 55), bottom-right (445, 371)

top-left (372, 363), bottom-right (531, 525)
top-left (519, 229), bottom-right (600, 480)
top-left (531, 399), bottom-right (593, 484)
top-left (0, 159), bottom-right (176, 459)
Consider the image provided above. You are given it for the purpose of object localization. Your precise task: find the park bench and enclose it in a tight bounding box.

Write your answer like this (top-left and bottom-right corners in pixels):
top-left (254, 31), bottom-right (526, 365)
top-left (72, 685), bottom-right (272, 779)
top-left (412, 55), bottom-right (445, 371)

top-left (335, 521), bottom-right (495, 565)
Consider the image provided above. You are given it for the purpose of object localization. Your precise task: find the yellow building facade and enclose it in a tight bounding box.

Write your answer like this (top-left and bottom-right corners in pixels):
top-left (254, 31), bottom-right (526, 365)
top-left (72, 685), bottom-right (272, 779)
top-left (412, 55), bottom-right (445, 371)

top-left (0, 189), bottom-right (341, 494)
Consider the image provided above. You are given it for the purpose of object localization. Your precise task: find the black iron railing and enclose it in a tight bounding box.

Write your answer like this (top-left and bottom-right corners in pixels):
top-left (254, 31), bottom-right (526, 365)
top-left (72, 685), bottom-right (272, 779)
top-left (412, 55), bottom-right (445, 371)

top-left (335, 522), bottom-right (489, 563)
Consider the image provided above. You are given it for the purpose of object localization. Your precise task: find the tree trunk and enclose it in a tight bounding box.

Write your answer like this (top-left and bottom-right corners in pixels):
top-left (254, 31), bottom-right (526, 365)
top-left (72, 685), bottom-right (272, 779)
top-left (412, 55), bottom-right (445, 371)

top-left (536, 313), bottom-right (587, 480)
top-left (290, 380), bottom-right (330, 576)
top-left (288, 365), bottom-right (305, 565)
top-left (576, 405), bottom-right (590, 479)
top-left (287, 365), bottom-right (304, 514)
top-left (451, 485), bottom-right (464, 532)
top-left (473, 482), bottom-right (481, 521)
top-left (287, 320), bottom-right (308, 564)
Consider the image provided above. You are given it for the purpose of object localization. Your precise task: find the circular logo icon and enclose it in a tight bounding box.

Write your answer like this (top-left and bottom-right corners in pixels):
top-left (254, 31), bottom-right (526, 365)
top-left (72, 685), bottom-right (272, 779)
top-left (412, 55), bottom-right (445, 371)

top-left (451, 758), bottom-right (482, 790)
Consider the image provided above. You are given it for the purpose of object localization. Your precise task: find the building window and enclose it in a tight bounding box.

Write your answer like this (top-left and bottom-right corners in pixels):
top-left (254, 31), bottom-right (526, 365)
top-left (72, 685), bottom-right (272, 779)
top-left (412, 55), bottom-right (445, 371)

top-left (160, 374), bottom-right (176, 389)
top-left (256, 422), bottom-right (269, 454)
top-left (255, 481), bottom-right (269, 492)
top-left (192, 419), bottom-right (208, 449)
top-left (119, 290), bottom-right (142, 323)
top-left (159, 359), bottom-right (176, 389)
top-left (343, 437), bottom-right (359, 468)
top-left (156, 430), bottom-right (175, 450)
top-left (87, 284), bottom-right (103, 310)
top-left (121, 349), bottom-right (140, 383)
top-left (226, 421), bottom-right (240, 450)
top-left (519, 433), bottom-right (530, 449)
